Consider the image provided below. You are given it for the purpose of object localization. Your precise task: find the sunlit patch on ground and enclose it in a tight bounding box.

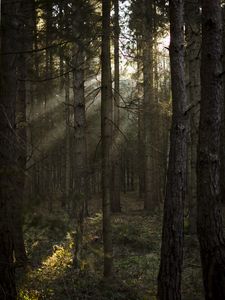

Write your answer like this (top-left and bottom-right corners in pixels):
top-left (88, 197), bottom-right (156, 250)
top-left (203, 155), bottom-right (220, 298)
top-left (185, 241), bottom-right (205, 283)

top-left (18, 193), bottom-right (203, 300)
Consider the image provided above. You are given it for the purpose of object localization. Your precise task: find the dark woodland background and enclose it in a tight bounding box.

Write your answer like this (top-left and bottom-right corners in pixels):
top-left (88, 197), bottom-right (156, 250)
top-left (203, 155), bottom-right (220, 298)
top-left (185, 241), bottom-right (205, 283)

top-left (0, 0), bottom-right (225, 299)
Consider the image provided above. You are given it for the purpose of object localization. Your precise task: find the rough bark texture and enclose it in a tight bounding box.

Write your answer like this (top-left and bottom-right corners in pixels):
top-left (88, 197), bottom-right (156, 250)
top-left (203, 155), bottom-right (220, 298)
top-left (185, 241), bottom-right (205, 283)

top-left (221, 8), bottom-right (225, 209)
top-left (71, 2), bottom-right (89, 266)
top-left (158, 0), bottom-right (187, 299)
top-left (72, 49), bottom-right (88, 267)
top-left (0, 0), bottom-right (19, 298)
top-left (197, 1), bottom-right (225, 299)
top-left (14, 54), bottom-right (28, 263)
top-left (13, 0), bottom-right (34, 264)
top-left (185, 0), bottom-right (201, 235)
top-left (101, 0), bottom-right (113, 277)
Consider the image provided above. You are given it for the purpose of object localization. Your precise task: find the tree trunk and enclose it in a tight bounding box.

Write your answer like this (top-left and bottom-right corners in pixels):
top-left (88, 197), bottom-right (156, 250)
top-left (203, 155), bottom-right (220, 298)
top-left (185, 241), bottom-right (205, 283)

top-left (59, 1), bottom-right (64, 91)
top-left (0, 0), bottom-right (20, 298)
top-left (72, 48), bottom-right (88, 267)
top-left (136, 41), bottom-right (145, 198)
top-left (185, 0), bottom-right (201, 235)
top-left (111, 0), bottom-right (121, 213)
top-left (64, 72), bottom-right (71, 209)
top-left (101, 0), bottom-right (113, 277)
top-left (14, 49), bottom-right (28, 265)
top-left (71, 1), bottom-right (89, 266)
top-left (142, 0), bottom-right (155, 211)
top-left (45, 1), bottom-right (53, 78)
top-left (14, 0), bottom-right (35, 265)
top-left (197, 1), bottom-right (225, 299)
top-left (158, 0), bottom-right (187, 299)
top-left (221, 8), bottom-right (225, 210)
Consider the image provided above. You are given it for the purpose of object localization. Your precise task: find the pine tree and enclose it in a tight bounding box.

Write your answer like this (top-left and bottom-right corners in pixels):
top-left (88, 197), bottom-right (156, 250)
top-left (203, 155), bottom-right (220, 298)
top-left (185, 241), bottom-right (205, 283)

top-left (158, 0), bottom-right (187, 298)
top-left (197, 0), bottom-right (225, 298)
top-left (101, 0), bottom-right (113, 277)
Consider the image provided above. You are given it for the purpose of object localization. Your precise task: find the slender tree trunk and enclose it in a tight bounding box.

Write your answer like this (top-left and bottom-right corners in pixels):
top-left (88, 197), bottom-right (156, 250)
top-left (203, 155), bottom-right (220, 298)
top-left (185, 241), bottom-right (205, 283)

top-left (33, 1), bottom-right (39, 78)
top-left (126, 157), bottom-right (130, 190)
top-left (59, 1), bottom-right (64, 91)
top-left (45, 1), bottom-right (53, 78)
top-left (197, 1), bottom-right (225, 299)
top-left (72, 48), bottom-right (88, 267)
top-left (153, 49), bottom-right (165, 204)
top-left (64, 72), bottom-right (71, 209)
top-left (24, 0), bottom-right (36, 203)
top-left (136, 41), bottom-right (145, 198)
top-left (138, 100), bottom-right (145, 197)
top-left (101, 0), bottom-right (113, 277)
top-left (158, 0), bottom-right (187, 299)
top-left (111, 0), bottom-right (121, 213)
top-left (142, 0), bottom-right (155, 211)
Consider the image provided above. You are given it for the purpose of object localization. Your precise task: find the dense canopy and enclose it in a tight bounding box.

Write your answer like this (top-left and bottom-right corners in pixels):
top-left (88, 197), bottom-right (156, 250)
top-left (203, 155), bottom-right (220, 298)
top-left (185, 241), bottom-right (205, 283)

top-left (0, 0), bottom-right (225, 299)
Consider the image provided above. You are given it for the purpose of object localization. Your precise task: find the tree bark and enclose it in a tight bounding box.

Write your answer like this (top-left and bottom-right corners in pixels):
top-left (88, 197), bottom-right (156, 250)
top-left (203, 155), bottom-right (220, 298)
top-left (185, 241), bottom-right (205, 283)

top-left (101, 0), bottom-right (113, 277)
top-left (0, 0), bottom-right (20, 298)
top-left (64, 72), bottom-right (71, 209)
top-left (197, 1), bottom-right (225, 299)
top-left (158, 0), bottom-right (187, 299)
top-left (71, 1), bottom-right (89, 266)
top-left (72, 48), bottom-right (88, 267)
top-left (14, 0), bottom-right (35, 265)
top-left (221, 7), bottom-right (225, 210)
top-left (111, 0), bottom-right (121, 213)
top-left (185, 0), bottom-right (201, 235)
top-left (136, 40), bottom-right (145, 198)
top-left (142, 0), bottom-right (156, 211)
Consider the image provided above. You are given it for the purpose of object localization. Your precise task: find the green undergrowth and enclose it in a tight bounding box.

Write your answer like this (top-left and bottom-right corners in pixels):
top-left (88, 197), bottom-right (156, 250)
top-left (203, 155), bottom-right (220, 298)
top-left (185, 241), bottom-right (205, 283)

top-left (18, 194), bottom-right (203, 300)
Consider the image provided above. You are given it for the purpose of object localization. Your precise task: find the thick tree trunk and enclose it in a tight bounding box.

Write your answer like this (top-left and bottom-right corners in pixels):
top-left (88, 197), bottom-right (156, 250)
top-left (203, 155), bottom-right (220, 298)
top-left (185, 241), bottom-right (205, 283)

top-left (71, 1), bottom-right (89, 266)
top-left (13, 0), bottom-right (36, 265)
top-left (0, 0), bottom-right (20, 298)
top-left (101, 0), bottom-right (113, 277)
top-left (197, 1), bottom-right (225, 299)
top-left (158, 0), bottom-right (187, 299)
top-left (221, 8), bottom-right (225, 209)
top-left (14, 52), bottom-right (28, 264)
top-left (185, 0), bottom-right (201, 235)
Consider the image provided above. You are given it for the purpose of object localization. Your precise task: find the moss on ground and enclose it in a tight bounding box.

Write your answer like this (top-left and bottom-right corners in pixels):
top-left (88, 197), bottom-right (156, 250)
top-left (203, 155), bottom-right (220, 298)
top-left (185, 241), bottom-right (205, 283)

top-left (18, 193), bottom-right (203, 300)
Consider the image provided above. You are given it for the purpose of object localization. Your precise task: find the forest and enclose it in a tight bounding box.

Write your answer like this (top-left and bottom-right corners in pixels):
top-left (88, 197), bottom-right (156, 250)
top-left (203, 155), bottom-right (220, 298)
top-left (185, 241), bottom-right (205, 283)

top-left (0, 0), bottom-right (225, 299)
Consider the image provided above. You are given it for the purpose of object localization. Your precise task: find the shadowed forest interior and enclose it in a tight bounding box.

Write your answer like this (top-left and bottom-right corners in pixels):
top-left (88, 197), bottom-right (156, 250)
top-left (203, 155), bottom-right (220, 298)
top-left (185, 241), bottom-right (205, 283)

top-left (1, 0), bottom-right (225, 299)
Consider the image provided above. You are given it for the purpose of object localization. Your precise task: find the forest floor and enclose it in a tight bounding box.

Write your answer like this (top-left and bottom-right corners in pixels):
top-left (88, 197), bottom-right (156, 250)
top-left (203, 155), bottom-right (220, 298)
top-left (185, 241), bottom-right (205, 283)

top-left (17, 192), bottom-right (203, 300)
